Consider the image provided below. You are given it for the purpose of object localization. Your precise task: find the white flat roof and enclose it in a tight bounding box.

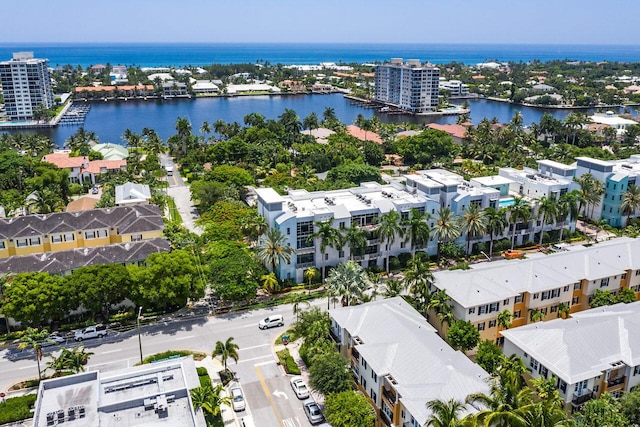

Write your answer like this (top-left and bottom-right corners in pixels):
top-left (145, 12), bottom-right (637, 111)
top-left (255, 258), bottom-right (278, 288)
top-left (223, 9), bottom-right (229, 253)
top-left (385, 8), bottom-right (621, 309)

top-left (471, 175), bottom-right (514, 186)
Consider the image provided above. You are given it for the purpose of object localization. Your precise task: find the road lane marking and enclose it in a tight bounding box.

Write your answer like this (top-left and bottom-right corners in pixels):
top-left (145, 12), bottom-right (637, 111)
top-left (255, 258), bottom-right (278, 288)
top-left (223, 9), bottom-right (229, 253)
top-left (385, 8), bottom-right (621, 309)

top-left (100, 349), bottom-right (122, 355)
top-left (273, 390), bottom-right (288, 399)
top-left (240, 344), bottom-right (271, 351)
top-left (254, 360), bottom-right (276, 367)
top-left (238, 355), bottom-right (272, 364)
top-left (283, 418), bottom-right (302, 427)
top-left (175, 335), bottom-right (195, 341)
top-left (255, 366), bottom-right (284, 427)
top-left (18, 366), bottom-right (33, 370)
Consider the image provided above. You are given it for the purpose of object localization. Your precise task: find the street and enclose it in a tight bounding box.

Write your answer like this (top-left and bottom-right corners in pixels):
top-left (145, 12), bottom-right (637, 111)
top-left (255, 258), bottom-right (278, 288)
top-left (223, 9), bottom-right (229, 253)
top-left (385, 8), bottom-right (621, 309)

top-left (0, 301), bottom-right (324, 427)
top-left (160, 153), bottom-right (203, 235)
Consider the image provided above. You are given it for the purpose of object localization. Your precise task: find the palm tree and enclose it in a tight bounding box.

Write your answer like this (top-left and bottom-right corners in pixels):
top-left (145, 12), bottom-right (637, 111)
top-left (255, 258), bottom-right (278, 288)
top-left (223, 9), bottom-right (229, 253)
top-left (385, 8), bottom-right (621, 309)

top-left (403, 208), bottom-right (433, 257)
top-left (304, 267), bottom-right (317, 294)
top-left (175, 116), bottom-right (192, 156)
top-left (256, 228), bottom-right (294, 275)
top-left (621, 184), bottom-right (640, 226)
top-left (309, 220), bottom-right (342, 283)
top-left (497, 309), bottom-right (513, 330)
top-left (191, 384), bottom-right (231, 417)
top-left (325, 261), bottom-right (370, 307)
top-left (260, 272), bottom-right (279, 294)
top-left (376, 211), bottom-right (404, 275)
top-left (428, 289), bottom-right (453, 326)
top-left (536, 195), bottom-right (557, 246)
top-left (292, 293), bottom-right (311, 323)
top-left (557, 191), bottom-right (580, 242)
top-left (460, 204), bottom-right (487, 257)
top-left (404, 256), bottom-right (433, 310)
top-left (425, 398), bottom-right (467, 427)
top-left (239, 213), bottom-right (268, 244)
top-left (556, 303), bottom-right (570, 319)
top-left (383, 279), bottom-right (404, 298)
top-left (26, 189), bottom-right (64, 214)
top-left (322, 107), bottom-right (337, 124)
top-left (18, 328), bottom-right (50, 381)
top-left (199, 121), bottom-right (212, 140)
top-left (342, 226), bottom-right (368, 261)
top-left (485, 207), bottom-right (508, 258)
top-left (508, 196), bottom-right (532, 250)
top-left (434, 207), bottom-right (461, 262)
top-left (212, 337), bottom-right (240, 372)
top-left (529, 308), bottom-right (544, 323)
top-left (302, 112), bottom-right (319, 132)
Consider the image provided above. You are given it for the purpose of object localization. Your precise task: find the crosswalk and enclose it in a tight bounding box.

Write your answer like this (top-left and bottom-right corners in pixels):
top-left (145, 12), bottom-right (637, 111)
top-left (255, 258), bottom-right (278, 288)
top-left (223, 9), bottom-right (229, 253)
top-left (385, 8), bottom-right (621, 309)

top-left (283, 417), bottom-right (302, 427)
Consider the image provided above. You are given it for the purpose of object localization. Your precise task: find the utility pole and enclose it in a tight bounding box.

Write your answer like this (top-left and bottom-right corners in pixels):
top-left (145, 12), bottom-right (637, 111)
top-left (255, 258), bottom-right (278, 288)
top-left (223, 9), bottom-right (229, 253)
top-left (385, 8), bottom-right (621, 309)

top-left (137, 306), bottom-right (143, 364)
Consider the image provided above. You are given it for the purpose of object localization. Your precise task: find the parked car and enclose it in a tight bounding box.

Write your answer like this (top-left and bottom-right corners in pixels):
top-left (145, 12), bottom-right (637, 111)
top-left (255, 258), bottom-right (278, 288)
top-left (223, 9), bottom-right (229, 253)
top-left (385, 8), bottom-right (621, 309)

top-left (91, 185), bottom-right (99, 194)
top-left (303, 399), bottom-right (324, 425)
top-left (289, 376), bottom-right (309, 399)
top-left (74, 325), bottom-right (107, 341)
top-left (230, 386), bottom-right (246, 412)
top-left (258, 314), bottom-right (284, 330)
top-left (40, 333), bottom-right (66, 347)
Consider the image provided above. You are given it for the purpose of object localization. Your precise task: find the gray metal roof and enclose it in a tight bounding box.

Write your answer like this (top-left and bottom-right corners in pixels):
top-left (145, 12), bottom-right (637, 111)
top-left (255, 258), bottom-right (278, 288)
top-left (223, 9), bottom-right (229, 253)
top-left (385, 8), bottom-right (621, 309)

top-left (330, 298), bottom-right (489, 425)
top-left (501, 301), bottom-right (640, 384)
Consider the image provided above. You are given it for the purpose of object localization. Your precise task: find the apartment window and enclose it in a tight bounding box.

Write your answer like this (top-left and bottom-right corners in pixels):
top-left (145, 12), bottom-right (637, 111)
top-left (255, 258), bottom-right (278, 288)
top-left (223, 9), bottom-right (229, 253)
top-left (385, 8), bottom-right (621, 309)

top-left (515, 295), bottom-right (523, 303)
top-left (381, 402), bottom-right (393, 422)
top-left (514, 310), bottom-right (521, 318)
top-left (468, 307), bottom-right (475, 315)
top-left (551, 305), bottom-right (558, 313)
top-left (572, 296), bottom-right (580, 305)
top-left (479, 305), bottom-right (487, 315)
top-left (559, 380), bottom-right (567, 394)
top-left (361, 377), bottom-right (367, 390)
top-left (489, 302), bottom-right (499, 313)
top-left (339, 221), bottom-right (345, 229)
top-left (400, 242), bottom-right (405, 249)
top-left (621, 274), bottom-right (626, 280)
top-left (0, 241), bottom-right (4, 249)
top-left (634, 365), bottom-right (640, 376)
top-left (540, 366), bottom-right (549, 378)
top-left (371, 371), bottom-right (377, 382)
top-left (489, 320), bottom-right (497, 328)
top-left (574, 282), bottom-right (582, 290)
top-left (362, 359), bottom-right (367, 370)
top-left (600, 278), bottom-right (610, 288)
top-left (635, 270), bottom-right (640, 276)
top-left (371, 390), bottom-right (377, 402)
top-left (563, 286), bottom-right (570, 292)
top-left (530, 358), bottom-right (539, 370)
top-left (477, 322), bottom-right (485, 331)
top-left (84, 229), bottom-right (108, 240)
top-left (15, 237), bottom-right (41, 247)
top-left (338, 250), bottom-right (345, 258)
top-left (131, 234), bottom-right (143, 242)
top-left (503, 298), bottom-right (510, 305)
top-left (286, 227), bottom-right (290, 235)
top-left (533, 293), bottom-right (539, 300)
top-left (541, 307), bottom-right (548, 315)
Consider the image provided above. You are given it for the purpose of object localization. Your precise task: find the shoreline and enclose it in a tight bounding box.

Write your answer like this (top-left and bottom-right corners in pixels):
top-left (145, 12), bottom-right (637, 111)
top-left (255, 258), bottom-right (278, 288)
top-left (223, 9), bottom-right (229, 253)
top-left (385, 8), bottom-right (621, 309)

top-left (485, 96), bottom-right (640, 111)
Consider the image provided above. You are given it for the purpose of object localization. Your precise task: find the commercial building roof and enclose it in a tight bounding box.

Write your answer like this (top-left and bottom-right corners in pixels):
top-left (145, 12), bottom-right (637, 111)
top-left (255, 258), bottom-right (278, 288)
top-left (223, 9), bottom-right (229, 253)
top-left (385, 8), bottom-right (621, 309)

top-left (0, 238), bottom-right (170, 275)
top-left (501, 301), bottom-right (640, 384)
top-left (433, 237), bottom-right (640, 308)
top-left (331, 297), bottom-right (489, 425)
top-left (32, 357), bottom-right (205, 427)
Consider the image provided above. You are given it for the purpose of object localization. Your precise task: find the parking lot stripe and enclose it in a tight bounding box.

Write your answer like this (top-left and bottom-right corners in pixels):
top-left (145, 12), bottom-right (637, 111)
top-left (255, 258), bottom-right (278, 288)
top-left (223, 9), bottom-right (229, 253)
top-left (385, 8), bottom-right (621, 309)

top-left (255, 365), bottom-right (285, 427)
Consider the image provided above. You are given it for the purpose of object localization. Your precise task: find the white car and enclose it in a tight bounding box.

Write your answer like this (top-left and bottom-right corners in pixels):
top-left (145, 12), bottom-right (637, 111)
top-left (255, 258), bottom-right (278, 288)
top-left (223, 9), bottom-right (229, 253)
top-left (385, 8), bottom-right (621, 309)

top-left (40, 333), bottom-right (66, 347)
top-left (230, 386), bottom-right (246, 412)
top-left (289, 376), bottom-right (310, 399)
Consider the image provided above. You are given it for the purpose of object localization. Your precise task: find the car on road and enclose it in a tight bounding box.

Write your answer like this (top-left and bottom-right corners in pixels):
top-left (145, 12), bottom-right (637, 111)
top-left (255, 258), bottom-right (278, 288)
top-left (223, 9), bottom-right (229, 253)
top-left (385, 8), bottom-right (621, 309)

top-left (258, 314), bottom-right (284, 330)
top-left (230, 386), bottom-right (246, 412)
top-left (74, 325), bottom-right (107, 341)
top-left (303, 398), bottom-right (324, 425)
top-left (40, 333), bottom-right (66, 347)
top-left (289, 376), bottom-right (310, 399)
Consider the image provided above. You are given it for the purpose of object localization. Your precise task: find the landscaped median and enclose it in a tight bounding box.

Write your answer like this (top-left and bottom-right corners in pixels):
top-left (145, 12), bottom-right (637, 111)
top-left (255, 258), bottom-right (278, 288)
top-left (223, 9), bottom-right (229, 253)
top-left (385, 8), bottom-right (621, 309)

top-left (0, 394), bottom-right (37, 425)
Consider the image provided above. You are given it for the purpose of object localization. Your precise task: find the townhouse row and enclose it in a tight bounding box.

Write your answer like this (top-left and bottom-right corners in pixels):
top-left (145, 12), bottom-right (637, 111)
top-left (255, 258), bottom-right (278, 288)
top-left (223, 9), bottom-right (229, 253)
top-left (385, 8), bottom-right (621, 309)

top-left (257, 160), bottom-right (575, 282)
top-left (430, 237), bottom-right (640, 344)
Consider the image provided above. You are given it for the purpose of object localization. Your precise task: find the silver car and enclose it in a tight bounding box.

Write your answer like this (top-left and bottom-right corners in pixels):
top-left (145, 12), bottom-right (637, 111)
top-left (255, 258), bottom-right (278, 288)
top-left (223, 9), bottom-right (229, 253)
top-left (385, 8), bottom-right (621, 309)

top-left (303, 399), bottom-right (324, 425)
top-left (230, 386), bottom-right (246, 412)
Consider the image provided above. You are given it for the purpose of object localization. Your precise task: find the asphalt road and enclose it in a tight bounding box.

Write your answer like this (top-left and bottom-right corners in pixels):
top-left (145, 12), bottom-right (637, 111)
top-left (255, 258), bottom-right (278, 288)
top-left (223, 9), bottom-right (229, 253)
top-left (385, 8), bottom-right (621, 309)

top-left (0, 301), bottom-right (325, 427)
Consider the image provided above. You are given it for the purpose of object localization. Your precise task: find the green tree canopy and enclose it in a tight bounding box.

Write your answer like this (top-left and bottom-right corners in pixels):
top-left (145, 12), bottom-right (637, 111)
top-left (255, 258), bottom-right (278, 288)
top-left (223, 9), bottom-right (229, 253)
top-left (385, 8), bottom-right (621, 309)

top-left (309, 352), bottom-right (352, 396)
top-left (324, 391), bottom-right (375, 427)
top-left (446, 320), bottom-right (480, 352)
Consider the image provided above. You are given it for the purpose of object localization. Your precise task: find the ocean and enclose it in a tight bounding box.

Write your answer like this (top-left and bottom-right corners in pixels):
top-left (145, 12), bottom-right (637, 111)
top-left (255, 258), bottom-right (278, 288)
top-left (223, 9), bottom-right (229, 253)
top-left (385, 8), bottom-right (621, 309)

top-left (0, 43), bottom-right (639, 67)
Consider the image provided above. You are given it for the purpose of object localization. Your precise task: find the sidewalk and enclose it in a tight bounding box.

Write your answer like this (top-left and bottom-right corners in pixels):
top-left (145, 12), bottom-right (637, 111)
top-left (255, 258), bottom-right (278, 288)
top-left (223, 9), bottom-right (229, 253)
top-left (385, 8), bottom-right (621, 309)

top-left (194, 356), bottom-right (238, 427)
top-left (274, 339), bottom-right (325, 406)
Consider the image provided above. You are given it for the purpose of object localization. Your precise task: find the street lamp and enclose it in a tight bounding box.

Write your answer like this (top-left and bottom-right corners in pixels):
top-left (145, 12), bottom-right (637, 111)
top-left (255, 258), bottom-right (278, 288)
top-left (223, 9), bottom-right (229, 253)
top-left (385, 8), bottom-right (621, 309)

top-left (137, 306), bottom-right (143, 364)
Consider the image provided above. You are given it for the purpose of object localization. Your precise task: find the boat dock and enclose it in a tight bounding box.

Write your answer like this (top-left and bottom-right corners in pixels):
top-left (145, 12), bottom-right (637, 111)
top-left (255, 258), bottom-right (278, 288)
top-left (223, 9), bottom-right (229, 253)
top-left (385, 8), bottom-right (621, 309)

top-left (58, 103), bottom-right (91, 125)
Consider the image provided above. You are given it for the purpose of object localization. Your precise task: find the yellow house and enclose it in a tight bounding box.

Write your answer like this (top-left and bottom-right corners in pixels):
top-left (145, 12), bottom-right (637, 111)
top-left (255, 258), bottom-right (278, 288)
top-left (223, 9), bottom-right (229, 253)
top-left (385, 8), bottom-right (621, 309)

top-left (0, 205), bottom-right (164, 259)
top-left (431, 237), bottom-right (640, 346)
top-left (330, 297), bottom-right (489, 427)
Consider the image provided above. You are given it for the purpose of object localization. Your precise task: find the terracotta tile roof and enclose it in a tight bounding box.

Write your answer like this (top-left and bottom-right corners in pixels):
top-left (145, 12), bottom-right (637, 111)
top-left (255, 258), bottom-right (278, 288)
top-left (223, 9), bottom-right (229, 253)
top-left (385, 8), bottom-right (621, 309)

top-left (66, 196), bottom-right (99, 212)
top-left (82, 159), bottom-right (127, 174)
top-left (346, 125), bottom-right (383, 144)
top-left (427, 123), bottom-right (470, 140)
top-left (75, 86), bottom-right (116, 92)
top-left (42, 153), bottom-right (87, 168)
top-left (117, 85), bottom-right (154, 91)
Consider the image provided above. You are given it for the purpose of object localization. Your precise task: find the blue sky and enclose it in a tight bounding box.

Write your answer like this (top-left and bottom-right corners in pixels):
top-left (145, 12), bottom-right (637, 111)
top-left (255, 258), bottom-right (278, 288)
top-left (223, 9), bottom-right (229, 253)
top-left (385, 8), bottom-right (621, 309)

top-left (4, 0), bottom-right (640, 44)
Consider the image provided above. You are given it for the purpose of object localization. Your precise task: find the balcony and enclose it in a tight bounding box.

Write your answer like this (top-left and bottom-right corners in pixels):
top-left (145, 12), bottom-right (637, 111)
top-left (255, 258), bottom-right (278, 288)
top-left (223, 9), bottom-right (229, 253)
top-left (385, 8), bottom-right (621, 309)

top-left (380, 409), bottom-right (393, 427)
top-left (382, 388), bottom-right (397, 404)
top-left (351, 347), bottom-right (360, 361)
top-left (607, 375), bottom-right (626, 388)
top-left (571, 390), bottom-right (594, 406)
top-left (329, 328), bottom-right (340, 343)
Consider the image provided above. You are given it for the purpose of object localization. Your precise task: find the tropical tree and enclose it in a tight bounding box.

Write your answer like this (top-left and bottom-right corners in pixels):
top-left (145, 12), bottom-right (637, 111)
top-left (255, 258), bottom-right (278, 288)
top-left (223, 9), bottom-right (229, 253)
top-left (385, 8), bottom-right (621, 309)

top-left (403, 208), bottom-right (433, 257)
top-left (434, 207), bottom-right (461, 262)
top-left (302, 112), bottom-right (319, 132)
top-left (212, 337), bottom-right (240, 372)
top-left (325, 261), bottom-right (370, 307)
top-left (309, 220), bottom-right (342, 283)
top-left (465, 378), bottom-right (534, 427)
top-left (376, 211), bottom-right (404, 275)
top-left (403, 256), bottom-right (433, 311)
top-left (342, 226), bottom-right (367, 261)
top-left (304, 267), bottom-right (318, 293)
top-left (460, 204), bottom-right (487, 257)
top-left (446, 320), bottom-right (479, 352)
top-left (536, 195), bottom-right (557, 246)
top-left (18, 328), bottom-right (50, 381)
top-left (425, 398), bottom-right (467, 427)
top-left (175, 116), bottom-right (192, 156)
top-left (485, 207), bottom-right (508, 258)
top-left (508, 196), bottom-right (532, 250)
top-left (557, 303), bottom-right (570, 319)
top-left (190, 384), bottom-right (231, 417)
top-left (291, 293), bottom-right (311, 323)
top-left (529, 308), bottom-right (544, 323)
top-left (256, 227), bottom-right (294, 275)
top-left (497, 309), bottom-right (513, 330)
top-left (621, 184), bottom-right (640, 225)
top-left (46, 345), bottom-right (94, 376)
top-left (260, 272), bottom-right (279, 294)
top-left (557, 191), bottom-right (581, 242)
top-left (324, 390), bottom-right (376, 427)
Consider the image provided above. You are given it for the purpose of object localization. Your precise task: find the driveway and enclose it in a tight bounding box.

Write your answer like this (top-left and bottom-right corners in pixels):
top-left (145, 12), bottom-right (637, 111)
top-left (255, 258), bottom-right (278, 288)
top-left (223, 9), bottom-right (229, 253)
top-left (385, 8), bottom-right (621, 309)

top-left (161, 154), bottom-right (203, 235)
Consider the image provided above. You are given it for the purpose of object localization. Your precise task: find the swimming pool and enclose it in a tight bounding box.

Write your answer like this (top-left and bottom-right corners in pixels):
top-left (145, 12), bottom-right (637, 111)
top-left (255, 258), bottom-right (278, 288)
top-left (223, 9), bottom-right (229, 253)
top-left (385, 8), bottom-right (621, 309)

top-left (499, 197), bottom-right (515, 208)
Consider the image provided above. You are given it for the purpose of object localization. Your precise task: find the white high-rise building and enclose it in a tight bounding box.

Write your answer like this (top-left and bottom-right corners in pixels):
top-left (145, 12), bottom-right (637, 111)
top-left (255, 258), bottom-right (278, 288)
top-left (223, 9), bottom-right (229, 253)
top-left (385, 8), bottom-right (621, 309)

top-left (0, 52), bottom-right (54, 121)
top-left (374, 58), bottom-right (440, 113)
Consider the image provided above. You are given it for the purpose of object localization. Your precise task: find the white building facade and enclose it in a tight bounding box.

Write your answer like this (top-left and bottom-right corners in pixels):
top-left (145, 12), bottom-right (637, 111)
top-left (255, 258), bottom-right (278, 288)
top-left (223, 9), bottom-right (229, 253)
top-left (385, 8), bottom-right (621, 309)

top-left (374, 58), bottom-right (440, 113)
top-left (0, 52), bottom-right (54, 121)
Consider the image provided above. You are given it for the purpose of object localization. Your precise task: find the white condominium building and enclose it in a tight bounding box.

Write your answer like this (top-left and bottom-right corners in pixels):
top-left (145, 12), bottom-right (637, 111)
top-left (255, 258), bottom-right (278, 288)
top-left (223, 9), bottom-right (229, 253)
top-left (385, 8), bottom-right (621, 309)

top-left (256, 182), bottom-right (440, 282)
top-left (502, 301), bottom-right (640, 412)
top-left (0, 52), bottom-right (54, 121)
top-left (374, 58), bottom-right (440, 113)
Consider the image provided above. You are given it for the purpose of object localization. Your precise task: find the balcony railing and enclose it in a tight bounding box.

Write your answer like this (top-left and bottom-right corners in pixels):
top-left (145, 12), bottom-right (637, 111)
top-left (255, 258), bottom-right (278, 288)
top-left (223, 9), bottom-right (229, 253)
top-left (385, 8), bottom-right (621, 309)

top-left (571, 390), bottom-right (594, 406)
top-left (329, 328), bottom-right (340, 343)
top-left (351, 347), bottom-right (360, 360)
top-left (382, 388), bottom-right (396, 404)
top-left (380, 410), bottom-right (393, 427)
top-left (607, 375), bottom-right (626, 388)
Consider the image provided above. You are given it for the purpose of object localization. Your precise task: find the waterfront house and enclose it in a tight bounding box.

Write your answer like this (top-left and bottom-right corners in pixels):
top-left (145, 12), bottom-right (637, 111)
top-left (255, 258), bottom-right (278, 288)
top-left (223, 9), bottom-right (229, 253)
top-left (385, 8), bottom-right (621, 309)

top-left (346, 125), bottom-right (383, 144)
top-left (42, 151), bottom-right (126, 185)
